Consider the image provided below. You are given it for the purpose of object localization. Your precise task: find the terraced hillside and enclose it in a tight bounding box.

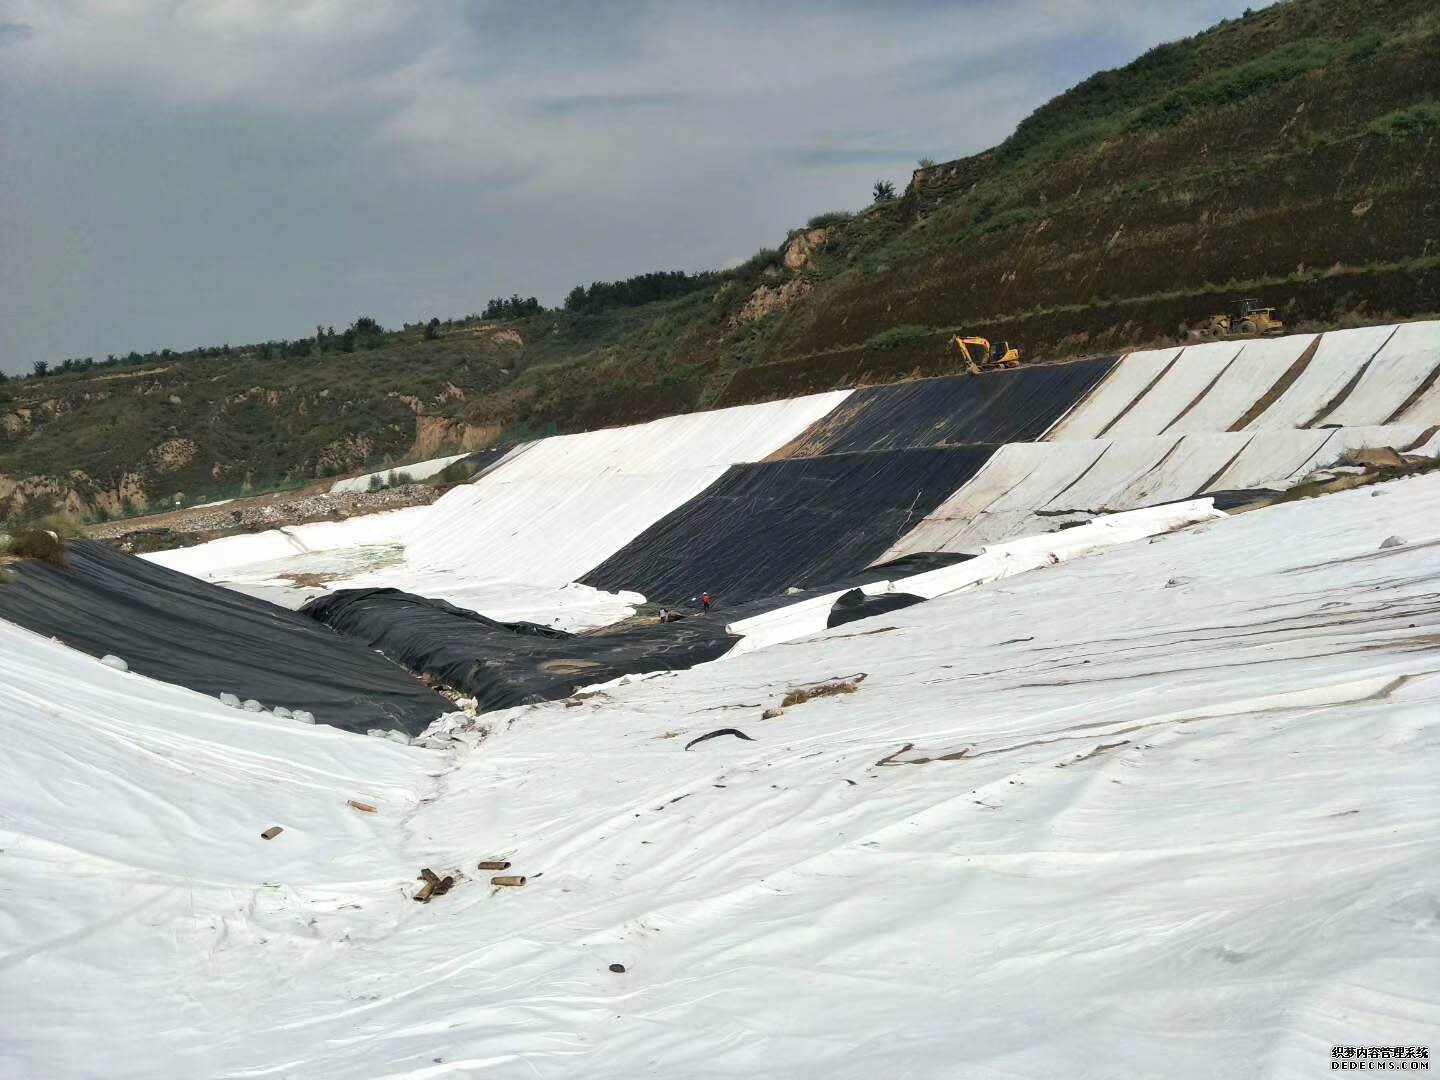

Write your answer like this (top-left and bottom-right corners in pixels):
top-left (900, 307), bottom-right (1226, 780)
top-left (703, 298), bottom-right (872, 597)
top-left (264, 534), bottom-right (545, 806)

top-left (2, 0), bottom-right (1436, 522)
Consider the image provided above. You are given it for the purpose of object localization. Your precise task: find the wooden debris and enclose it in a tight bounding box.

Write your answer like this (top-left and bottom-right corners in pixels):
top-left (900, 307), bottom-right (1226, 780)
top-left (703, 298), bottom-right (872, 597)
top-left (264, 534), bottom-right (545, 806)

top-left (781, 679), bottom-right (860, 708)
top-left (491, 875), bottom-right (527, 887)
top-left (347, 800), bottom-right (377, 813)
top-left (684, 728), bottom-right (756, 751)
top-left (414, 867), bottom-right (457, 902)
top-left (260, 826), bottom-right (284, 840)
top-left (478, 860), bottom-right (511, 871)
top-left (873, 743), bottom-right (916, 767)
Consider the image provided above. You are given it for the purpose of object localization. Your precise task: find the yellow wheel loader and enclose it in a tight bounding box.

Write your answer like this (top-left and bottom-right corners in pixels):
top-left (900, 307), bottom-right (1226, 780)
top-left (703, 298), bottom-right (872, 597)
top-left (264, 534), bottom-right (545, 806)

top-left (949, 335), bottom-right (1021, 375)
top-left (1183, 298), bottom-right (1284, 341)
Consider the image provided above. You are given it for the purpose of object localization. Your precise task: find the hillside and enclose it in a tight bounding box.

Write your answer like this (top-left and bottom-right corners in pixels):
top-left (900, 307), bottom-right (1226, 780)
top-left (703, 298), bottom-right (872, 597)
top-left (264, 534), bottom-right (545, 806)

top-left (3, 0), bottom-right (1438, 524)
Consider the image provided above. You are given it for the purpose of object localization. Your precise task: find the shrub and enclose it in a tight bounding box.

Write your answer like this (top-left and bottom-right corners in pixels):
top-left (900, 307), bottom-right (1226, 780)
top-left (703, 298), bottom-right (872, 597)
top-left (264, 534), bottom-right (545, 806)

top-left (1346, 27), bottom-right (1383, 62)
top-left (32, 513), bottom-right (81, 539)
top-left (864, 324), bottom-right (933, 350)
top-left (872, 179), bottom-right (897, 203)
top-left (428, 459), bottom-right (476, 487)
top-left (1369, 101), bottom-right (1440, 138)
top-left (731, 247), bottom-right (781, 279)
top-left (806, 210), bottom-right (854, 229)
top-left (366, 474), bottom-right (384, 492)
top-left (7, 528), bottom-right (67, 566)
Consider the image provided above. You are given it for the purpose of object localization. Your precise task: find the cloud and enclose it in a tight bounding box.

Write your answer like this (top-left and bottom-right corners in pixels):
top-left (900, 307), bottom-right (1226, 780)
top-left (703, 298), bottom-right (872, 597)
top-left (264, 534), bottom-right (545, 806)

top-left (532, 92), bottom-right (690, 119)
top-left (0, 20), bottom-right (32, 44)
top-left (0, 0), bottom-right (1253, 372)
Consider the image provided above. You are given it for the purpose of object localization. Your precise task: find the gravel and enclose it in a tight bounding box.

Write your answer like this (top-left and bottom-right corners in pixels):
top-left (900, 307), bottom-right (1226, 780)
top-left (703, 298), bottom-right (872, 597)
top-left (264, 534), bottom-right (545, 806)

top-left (91, 483), bottom-right (441, 554)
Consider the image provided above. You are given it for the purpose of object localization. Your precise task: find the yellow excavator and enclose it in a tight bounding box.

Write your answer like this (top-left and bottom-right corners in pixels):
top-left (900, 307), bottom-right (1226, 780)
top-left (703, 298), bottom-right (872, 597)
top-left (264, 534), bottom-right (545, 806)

top-left (949, 335), bottom-right (1021, 375)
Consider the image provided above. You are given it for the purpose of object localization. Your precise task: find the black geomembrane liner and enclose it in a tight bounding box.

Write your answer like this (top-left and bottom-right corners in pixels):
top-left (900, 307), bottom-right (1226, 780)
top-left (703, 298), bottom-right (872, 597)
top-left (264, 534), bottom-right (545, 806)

top-left (776, 357), bottom-right (1118, 457)
top-left (581, 446), bottom-right (997, 605)
top-left (0, 540), bottom-right (450, 735)
top-left (303, 587), bottom-right (740, 712)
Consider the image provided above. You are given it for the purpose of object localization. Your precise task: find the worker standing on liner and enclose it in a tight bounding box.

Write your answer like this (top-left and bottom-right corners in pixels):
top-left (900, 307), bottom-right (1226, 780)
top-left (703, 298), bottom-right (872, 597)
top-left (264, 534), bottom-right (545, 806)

top-left (700, 591), bottom-right (712, 613)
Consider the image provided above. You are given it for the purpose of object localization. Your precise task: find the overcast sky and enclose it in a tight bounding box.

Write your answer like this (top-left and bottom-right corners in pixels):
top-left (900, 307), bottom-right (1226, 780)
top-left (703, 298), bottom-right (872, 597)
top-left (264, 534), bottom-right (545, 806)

top-left (0, 0), bottom-right (1251, 374)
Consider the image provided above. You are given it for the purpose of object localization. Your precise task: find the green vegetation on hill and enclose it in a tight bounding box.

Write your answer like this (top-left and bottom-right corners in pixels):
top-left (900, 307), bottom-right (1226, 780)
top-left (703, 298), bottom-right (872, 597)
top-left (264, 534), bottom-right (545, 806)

top-left (3, 0), bottom-right (1438, 524)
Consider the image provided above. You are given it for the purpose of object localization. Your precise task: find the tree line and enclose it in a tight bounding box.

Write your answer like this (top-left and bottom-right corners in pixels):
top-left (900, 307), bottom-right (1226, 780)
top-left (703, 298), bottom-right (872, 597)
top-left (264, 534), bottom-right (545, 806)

top-left (562, 270), bottom-right (714, 315)
top-left (7, 269), bottom-right (719, 384)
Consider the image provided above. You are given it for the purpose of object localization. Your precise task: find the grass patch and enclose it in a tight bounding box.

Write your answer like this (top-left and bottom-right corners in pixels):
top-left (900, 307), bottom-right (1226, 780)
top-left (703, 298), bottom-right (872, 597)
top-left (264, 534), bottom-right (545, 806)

top-left (806, 210), bottom-right (854, 229)
top-left (1369, 100), bottom-right (1440, 138)
top-left (1129, 37), bottom-right (1345, 132)
top-left (976, 205), bottom-right (1039, 235)
top-left (863, 325), bottom-right (932, 350)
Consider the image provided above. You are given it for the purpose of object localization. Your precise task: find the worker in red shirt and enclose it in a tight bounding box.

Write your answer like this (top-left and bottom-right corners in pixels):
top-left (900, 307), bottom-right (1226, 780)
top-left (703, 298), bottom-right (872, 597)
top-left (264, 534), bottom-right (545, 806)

top-left (700, 591), bottom-right (712, 613)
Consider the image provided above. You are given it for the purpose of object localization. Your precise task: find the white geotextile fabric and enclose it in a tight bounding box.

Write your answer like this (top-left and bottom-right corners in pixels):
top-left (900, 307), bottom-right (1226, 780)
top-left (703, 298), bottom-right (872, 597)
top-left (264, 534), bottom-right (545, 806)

top-left (4, 474), bottom-right (1439, 1078)
top-left (140, 393), bottom-right (849, 621)
top-left (145, 503), bottom-right (436, 579)
top-left (1164, 333), bottom-right (1317, 433)
top-left (1318, 320), bottom-right (1440, 427)
top-left (882, 423), bottom-right (1427, 556)
top-left (328, 452), bottom-right (472, 494)
top-left (1097, 340), bottom-right (1241, 440)
top-left (724, 500), bottom-right (1225, 655)
top-left (397, 391), bottom-right (852, 583)
top-left (1049, 321), bottom-right (1440, 440)
top-left (1045, 345), bottom-right (1180, 440)
top-left (1246, 323), bottom-right (1398, 428)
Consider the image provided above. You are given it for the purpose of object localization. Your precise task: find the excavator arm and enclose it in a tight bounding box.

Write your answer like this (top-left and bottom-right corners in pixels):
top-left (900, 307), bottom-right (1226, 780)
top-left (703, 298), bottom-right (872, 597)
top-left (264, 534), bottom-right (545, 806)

top-left (949, 335), bottom-right (1020, 374)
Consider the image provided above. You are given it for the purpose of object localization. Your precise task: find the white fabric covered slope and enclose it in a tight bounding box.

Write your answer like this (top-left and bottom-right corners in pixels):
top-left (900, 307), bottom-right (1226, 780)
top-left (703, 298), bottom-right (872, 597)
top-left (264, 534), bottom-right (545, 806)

top-left (145, 393), bottom-right (849, 621)
top-left (882, 422), bottom-right (1432, 555)
top-left (405, 391), bottom-right (850, 582)
top-left (4, 473), bottom-right (1438, 1078)
top-left (328, 452), bottom-right (472, 494)
top-left (882, 321), bottom-right (1438, 556)
top-left (725, 499), bottom-right (1225, 656)
top-left (1047, 320), bottom-right (1440, 439)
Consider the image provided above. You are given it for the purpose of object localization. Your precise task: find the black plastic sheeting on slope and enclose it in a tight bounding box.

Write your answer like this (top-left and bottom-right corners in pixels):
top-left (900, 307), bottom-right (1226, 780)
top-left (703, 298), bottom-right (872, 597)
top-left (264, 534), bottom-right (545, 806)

top-left (0, 540), bottom-right (451, 735)
top-left (303, 588), bottom-right (740, 712)
top-left (580, 446), bottom-right (997, 606)
top-left (1135, 488), bottom-right (1281, 513)
top-left (826, 588), bottom-right (927, 629)
top-left (303, 551), bottom-right (979, 711)
top-left (453, 446), bottom-right (515, 482)
top-left (774, 357), bottom-right (1117, 457)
